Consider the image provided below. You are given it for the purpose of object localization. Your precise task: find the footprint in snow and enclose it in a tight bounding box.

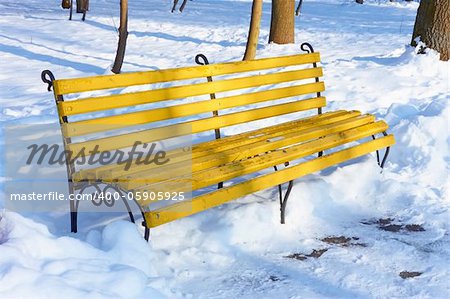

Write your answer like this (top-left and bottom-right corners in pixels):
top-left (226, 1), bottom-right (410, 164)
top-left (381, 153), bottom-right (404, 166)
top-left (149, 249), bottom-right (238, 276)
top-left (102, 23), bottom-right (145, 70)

top-left (321, 235), bottom-right (367, 247)
top-left (284, 235), bottom-right (366, 261)
top-left (361, 217), bottom-right (426, 233)
top-left (399, 271), bottom-right (423, 279)
top-left (285, 248), bottom-right (328, 261)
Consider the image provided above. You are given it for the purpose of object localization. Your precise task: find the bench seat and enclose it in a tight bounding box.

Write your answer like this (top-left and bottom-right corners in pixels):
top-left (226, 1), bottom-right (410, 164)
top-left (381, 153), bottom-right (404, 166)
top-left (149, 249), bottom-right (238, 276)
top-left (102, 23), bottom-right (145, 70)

top-left (71, 110), bottom-right (393, 228)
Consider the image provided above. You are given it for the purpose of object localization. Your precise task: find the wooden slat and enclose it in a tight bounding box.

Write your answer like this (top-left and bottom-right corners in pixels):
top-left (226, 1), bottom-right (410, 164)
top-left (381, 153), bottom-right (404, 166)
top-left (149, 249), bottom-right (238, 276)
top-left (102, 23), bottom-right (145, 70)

top-left (145, 135), bottom-right (395, 227)
top-left (67, 97), bottom-right (326, 155)
top-left (121, 115), bottom-right (378, 190)
top-left (107, 111), bottom-right (361, 182)
top-left (64, 82), bottom-right (325, 137)
top-left (58, 68), bottom-right (323, 116)
top-left (71, 110), bottom-right (356, 182)
top-left (189, 124), bottom-right (388, 190)
top-left (184, 111), bottom-right (354, 156)
top-left (53, 53), bottom-right (321, 95)
top-left (131, 120), bottom-right (386, 193)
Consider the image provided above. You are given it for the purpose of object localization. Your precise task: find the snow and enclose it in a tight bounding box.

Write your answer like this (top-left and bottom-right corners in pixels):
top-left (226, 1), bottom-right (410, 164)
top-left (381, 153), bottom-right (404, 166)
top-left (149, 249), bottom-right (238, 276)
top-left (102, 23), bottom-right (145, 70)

top-left (1, 0), bottom-right (449, 298)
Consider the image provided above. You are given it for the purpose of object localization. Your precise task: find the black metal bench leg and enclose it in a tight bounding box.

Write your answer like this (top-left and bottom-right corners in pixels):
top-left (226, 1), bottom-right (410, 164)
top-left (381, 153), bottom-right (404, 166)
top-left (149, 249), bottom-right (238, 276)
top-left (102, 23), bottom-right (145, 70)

top-left (273, 165), bottom-right (294, 224)
top-left (122, 197), bottom-right (135, 223)
top-left (280, 180), bottom-right (294, 224)
top-left (107, 188), bottom-right (135, 224)
top-left (69, 0), bottom-right (73, 20)
top-left (372, 135), bottom-right (381, 164)
top-left (380, 146), bottom-right (390, 169)
top-left (70, 213), bottom-right (77, 233)
top-left (139, 206), bottom-right (150, 242)
top-left (144, 227), bottom-right (150, 241)
top-left (273, 165), bottom-right (283, 204)
top-left (70, 198), bottom-right (79, 233)
top-left (141, 219), bottom-right (150, 241)
top-left (372, 132), bottom-right (391, 169)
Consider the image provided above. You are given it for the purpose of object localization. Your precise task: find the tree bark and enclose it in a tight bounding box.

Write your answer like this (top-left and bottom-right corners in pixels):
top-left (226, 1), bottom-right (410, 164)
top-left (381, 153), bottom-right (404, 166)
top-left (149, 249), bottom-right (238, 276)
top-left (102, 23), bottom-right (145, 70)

top-left (269, 0), bottom-right (295, 44)
top-left (62, 0), bottom-right (71, 9)
top-left (411, 0), bottom-right (450, 61)
top-left (76, 0), bottom-right (89, 13)
top-left (243, 0), bottom-right (263, 60)
top-left (111, 0), bottom-right (128, 74)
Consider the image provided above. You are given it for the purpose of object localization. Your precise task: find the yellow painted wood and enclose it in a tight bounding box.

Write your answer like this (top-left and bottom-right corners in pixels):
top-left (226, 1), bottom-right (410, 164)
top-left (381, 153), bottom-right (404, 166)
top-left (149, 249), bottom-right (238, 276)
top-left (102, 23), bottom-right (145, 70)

top-left (121, 115), bottom-right (378, 190)
top-left (67, 97), bottom-right (326, 155)
top-left (185, 111), bottom-right (357, 156)
top-left (197, 122), bottom-right (389, 190)
top-left (65, 82), bottom-right (325, 137)
top-left (145, 135), bottom-right (395, 227)
top-left (71, 110), bottom-right (357, 182)
top-left (50, 51), bottom-right (395, 231)
top-left (53, 53), bottom-right (321, 95)
top-left (59, 68), bottom-right (323, 117)
top-left (131, 120), bottom-right (386, 194)
top-left (108, 111), bottom-right (362, 182)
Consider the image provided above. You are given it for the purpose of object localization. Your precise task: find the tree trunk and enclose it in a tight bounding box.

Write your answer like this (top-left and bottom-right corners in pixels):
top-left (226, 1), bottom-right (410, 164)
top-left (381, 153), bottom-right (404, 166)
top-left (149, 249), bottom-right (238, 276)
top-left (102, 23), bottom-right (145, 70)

top-left (269, 0), bottom-right (295, 44)
top-left (76, 0), bottom-right (89, 13)
top-left (111, 0), bottom-right (129, 74)
top-left (411, 0), bottom-right (450, 61)
top-left (295, 0), bottom-right (303, 16)
top-left (243, 0), bottom-right (263, 60)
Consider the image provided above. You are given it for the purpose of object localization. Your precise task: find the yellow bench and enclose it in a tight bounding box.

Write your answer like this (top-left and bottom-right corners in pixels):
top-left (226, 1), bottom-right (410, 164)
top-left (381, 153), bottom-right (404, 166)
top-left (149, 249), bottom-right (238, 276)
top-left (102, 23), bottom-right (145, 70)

top-left (41, 43), bottom-right (394, 240)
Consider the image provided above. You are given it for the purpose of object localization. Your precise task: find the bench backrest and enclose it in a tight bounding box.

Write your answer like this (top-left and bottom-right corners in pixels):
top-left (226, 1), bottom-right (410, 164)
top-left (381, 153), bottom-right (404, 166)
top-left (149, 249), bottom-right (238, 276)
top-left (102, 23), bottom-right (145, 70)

top-left (52, 52), bottom-right (326, 168)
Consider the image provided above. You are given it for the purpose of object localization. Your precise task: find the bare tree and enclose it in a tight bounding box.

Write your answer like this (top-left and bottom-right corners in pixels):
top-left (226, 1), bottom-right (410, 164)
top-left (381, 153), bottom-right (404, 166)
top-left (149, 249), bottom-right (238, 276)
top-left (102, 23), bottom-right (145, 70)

top-left (269, 0), bottom-right (295, 44)
top-left (172, 0), bottom-right (190, 13)
top-left (111, 0), bottom-right (128, 74)
top-left (295, 0), bottom-right (303, 16)
top-left (172, 0), bottom-right (180, 12)
top-left (243, 0), bottom-right (263, 60)
top-left (411, 0), bottom-right (449, 61)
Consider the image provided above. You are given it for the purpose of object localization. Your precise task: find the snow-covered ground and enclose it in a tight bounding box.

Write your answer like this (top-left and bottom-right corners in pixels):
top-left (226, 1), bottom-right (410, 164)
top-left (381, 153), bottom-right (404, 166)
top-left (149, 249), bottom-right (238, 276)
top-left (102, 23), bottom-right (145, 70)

top-left (1, 0), bottom-right (449, 298)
